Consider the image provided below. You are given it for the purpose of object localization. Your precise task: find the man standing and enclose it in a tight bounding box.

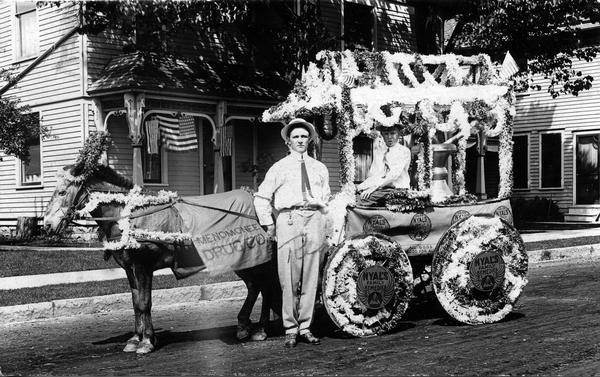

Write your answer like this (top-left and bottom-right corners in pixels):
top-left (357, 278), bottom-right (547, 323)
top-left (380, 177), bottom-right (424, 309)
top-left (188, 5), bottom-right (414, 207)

top-left (254, 118), bottom-right (330, 348)
top-left (356, 124), bottom-right (411, 203)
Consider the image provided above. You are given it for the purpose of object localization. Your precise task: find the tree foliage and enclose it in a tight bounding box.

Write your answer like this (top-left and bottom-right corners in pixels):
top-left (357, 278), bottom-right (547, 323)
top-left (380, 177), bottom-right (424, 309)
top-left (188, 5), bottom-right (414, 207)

top-left (454, 0), bottom-right (600, 97)
top-left (78, 0), bottom-right (336, 84)
top-left (0, 97), bottom-right (46, 162)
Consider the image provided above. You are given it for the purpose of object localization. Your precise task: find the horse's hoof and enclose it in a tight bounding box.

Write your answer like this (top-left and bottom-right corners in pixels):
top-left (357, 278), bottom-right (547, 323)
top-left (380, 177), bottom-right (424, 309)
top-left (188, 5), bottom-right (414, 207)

top-left (123, 336), bottom-right (140, 353)
top-left (237, 323), bottom-right (250, 340)
top-left (251, 328), bottom-right (267, 341)
top-left (136, 339), bottom-right (155, 355)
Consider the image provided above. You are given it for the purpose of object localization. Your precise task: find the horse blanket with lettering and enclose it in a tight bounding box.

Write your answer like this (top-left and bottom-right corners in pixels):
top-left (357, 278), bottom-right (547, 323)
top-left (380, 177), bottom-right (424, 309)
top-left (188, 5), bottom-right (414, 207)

top-left (132, 189), bottom-right (270, 275)
top-left (345, 198), bottom-right (513, 256)
top-left (175, 191), bottom-right (271, 273)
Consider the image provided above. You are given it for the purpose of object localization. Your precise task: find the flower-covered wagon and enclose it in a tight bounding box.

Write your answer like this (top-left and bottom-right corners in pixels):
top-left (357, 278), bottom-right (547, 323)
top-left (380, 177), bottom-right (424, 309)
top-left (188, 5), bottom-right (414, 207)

top-left (263, 50), bottom-right (528, 336)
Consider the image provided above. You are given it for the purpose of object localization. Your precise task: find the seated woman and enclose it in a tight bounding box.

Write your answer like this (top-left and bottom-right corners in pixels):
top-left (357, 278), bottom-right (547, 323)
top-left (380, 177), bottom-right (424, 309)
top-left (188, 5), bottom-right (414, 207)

top-left (356, 124), bottom-right (411, 206)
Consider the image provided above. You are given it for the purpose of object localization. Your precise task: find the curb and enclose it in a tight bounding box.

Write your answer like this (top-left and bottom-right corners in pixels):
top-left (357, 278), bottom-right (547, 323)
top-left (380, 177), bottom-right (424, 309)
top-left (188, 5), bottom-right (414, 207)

top-left (2, 244), bottom-right (600, 325)
top-left (0, 268), bottom-right (172, 290)
top-left (527, 243), bottom-right (600, 263)
top-left (0, 281), bottom-right (246, 324)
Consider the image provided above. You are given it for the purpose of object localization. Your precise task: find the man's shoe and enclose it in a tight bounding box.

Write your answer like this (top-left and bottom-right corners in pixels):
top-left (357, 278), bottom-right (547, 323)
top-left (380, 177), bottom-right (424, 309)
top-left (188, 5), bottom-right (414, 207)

top-left (298, 332), bottom-right (320, 345)
top-left (284, 334), bottom-right (297, 348)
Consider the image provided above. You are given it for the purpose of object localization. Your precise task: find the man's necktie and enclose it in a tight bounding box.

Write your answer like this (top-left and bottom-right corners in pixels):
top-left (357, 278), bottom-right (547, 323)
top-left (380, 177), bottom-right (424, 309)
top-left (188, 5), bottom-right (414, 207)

top-left (383, 148), bottom-right (390, 176)
top-left (301, 155), bottom-right (313, 201)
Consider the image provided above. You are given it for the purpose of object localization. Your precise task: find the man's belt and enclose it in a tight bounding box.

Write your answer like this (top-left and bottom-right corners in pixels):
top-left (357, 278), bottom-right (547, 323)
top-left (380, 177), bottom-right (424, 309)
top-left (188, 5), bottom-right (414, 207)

top-left (282, 205), bottom-right (320, 211)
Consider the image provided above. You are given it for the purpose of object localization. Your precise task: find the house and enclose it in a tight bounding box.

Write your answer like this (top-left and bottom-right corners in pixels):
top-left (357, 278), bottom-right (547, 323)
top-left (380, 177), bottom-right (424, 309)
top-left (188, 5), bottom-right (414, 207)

top-left (500, 23), bottom-right (600, 222)
top-left (0, 1), bottom-right (425, 233)
top-left (511, 47), bottom-right (600, 222)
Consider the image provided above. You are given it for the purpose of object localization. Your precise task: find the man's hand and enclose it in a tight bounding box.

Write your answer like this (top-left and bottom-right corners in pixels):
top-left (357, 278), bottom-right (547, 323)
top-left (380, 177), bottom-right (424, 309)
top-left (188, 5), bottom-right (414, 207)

top-left (265, 224), bottom-right (276, 241)
top-left (360, 186), bottom-right (378, 200)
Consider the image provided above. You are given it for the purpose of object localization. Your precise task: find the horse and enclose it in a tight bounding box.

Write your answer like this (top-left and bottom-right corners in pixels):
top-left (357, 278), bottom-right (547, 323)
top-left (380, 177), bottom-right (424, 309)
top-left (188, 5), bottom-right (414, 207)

top-left (43, 164), bottom-right (281, 354)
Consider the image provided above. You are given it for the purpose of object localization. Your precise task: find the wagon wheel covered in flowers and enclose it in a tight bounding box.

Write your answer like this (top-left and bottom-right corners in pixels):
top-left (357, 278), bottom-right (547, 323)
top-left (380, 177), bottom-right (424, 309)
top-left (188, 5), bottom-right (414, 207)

top-left (322, 233), bottom-right (413, 337)
top-left (431, 215), bottom-right (528, 325)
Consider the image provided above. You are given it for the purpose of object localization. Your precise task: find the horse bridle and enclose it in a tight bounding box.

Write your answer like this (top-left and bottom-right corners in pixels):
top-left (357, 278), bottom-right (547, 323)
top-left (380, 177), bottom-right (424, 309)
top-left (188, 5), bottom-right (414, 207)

top-left (59, 184), bottom-right (92, 228)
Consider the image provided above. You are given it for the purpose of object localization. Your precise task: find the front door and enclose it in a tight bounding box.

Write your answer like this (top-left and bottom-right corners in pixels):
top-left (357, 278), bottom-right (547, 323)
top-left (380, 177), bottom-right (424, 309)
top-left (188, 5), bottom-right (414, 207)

top-left (575, 133), bottom-right (600, 204)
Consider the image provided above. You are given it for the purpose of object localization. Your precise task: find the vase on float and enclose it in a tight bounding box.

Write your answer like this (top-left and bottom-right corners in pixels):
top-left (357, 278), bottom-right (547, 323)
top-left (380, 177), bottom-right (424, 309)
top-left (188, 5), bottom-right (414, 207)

top-left (430, 143), bottom-right (457, 203)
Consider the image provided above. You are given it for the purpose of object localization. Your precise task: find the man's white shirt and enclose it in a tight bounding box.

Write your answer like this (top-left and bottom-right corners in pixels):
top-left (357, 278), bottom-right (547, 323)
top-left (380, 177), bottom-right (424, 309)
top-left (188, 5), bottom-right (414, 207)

top-left (357, 142), bottom-right (411, 191)
top-left (253, 150), bottom-right (330, 226)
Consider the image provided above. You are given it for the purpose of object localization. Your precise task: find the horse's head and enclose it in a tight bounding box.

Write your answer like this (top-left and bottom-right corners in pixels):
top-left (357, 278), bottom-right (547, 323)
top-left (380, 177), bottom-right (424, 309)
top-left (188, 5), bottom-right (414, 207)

top-left (43, 164), bottom-right (134, 236)
top-left (43, 165), bottom-right (88, 235)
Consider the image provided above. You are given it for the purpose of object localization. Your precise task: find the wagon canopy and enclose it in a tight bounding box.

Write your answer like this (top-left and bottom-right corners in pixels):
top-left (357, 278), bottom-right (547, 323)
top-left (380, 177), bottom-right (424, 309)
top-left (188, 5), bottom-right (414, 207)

top-left (262, 50), bottom-right (516, 198)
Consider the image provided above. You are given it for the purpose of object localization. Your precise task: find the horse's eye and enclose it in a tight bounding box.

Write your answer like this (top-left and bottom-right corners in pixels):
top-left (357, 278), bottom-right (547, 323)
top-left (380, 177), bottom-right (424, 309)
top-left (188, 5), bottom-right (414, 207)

top-left (59, 191), bottom-right (66, 196)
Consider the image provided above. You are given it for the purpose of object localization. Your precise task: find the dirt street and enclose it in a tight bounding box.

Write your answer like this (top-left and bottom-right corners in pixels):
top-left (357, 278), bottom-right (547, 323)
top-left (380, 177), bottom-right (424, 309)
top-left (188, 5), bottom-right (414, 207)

top-left (1, 257), bottom-right (599, 376)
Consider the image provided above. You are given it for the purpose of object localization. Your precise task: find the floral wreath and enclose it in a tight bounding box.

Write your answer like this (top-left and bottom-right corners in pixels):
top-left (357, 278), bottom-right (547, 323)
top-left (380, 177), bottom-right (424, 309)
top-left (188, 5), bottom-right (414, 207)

top-left (78, 186), bottom-right (192, 250)
top-left (432, 215), bottom-right (528, 324)
top-left (322, 233), bottom-right (413, 337)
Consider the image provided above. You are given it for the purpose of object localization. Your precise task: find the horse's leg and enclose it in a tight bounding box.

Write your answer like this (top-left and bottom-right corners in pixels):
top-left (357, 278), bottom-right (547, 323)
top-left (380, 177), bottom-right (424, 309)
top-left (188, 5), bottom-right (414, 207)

top-left (234, 269), bottom-right (260, 340)
top-left (251, 282), bottom-right (270, 341)
top-left (133, 263), bottom-right (156, 354)
top-left (123, 265), bottom-right (141, 353)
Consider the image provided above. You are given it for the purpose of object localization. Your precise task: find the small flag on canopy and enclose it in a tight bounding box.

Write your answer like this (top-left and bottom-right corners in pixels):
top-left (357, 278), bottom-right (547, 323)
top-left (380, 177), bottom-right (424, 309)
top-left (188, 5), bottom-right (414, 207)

top-left (150, 114), bottom-right (198, 152)
top-left (145, 119), bottom-right (160, 154)
top-left (499, 51), bottom-right (519, 80)
top-left (219, 124), bottom-right (233, 157)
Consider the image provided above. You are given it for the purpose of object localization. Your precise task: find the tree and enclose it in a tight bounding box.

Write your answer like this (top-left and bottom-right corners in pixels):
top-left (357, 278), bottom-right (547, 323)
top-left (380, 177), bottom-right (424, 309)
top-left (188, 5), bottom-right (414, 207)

top-left (0, 68), bottom-right (46, 163)
top-left (451, 0), bottom-right (600, 97)
top-left (77, 0), bottom-right (336, 84)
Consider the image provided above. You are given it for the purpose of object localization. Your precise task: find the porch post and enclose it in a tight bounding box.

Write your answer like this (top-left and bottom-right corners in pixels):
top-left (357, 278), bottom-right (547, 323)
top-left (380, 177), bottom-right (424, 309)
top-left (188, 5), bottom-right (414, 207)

top-left (124, 93), bottom-right (145, 186)
top-left (476, 130), bottom-right (487, 200)
top-left (213, 100), bottom-right (227, 193)
top-left (91, 98), bottom-right (108, 165)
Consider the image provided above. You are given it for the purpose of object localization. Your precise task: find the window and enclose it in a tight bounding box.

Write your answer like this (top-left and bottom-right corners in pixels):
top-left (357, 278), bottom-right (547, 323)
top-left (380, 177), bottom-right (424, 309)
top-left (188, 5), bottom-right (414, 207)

top-left (344, 2), bottom-right (374, 50)
top-left (353, 135), bottom-right (373, 183)
top-left (142, 118), bottom-right (167, 184)
top-left (540, 132), bottom-right (563, 188)
top-left (15, 1), bottom-right (39, 60)
top-left (142, 143), bottom-right (163, 184)
top-left (513, 135), bottom-right (529, 189)
top-left (19, 113), bottom-right (41, 186)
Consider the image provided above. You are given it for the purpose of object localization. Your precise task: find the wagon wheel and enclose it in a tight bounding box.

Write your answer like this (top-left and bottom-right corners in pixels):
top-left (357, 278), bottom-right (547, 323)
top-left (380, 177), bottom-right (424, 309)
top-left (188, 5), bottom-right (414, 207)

top-left (321, 233), bottom-right (413, 337)
top-left (432, 215), bottom-right (528, 325)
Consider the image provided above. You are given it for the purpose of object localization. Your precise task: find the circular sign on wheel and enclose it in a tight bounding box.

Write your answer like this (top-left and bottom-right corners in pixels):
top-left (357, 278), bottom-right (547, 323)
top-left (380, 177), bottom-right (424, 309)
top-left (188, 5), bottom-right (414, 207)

top-left (469, 251), bottom-right (505, 292)
top-left (357, 265), bottom-right (395, 310)
top-left (322, 234), bottom-right (413, 337)
top-left (432, 215), bottom-right (528, 325)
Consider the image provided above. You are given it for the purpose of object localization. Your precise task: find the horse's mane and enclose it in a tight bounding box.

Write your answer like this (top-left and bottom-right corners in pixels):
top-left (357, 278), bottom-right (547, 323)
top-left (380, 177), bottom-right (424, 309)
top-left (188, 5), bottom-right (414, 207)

top-left (86, 165), bottom-right (135, 191)
top-left (93, 165), bottom-right (134, 189)
top-left (61, 164), bottom-right (134, 191)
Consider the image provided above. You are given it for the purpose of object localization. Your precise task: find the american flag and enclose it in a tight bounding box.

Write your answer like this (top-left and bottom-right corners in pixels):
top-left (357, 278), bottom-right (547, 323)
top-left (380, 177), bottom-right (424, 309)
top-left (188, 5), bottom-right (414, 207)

top-left (155, 115), bottom-right (198, 152)
top-left (219, 124), bottom-right (233, 157)
top-left (499, 51), bottom-right (519, 80)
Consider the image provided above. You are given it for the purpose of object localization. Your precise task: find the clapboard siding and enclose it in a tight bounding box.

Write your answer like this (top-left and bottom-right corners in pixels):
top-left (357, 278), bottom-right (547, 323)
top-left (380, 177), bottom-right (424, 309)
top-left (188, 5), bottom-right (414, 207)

top-left (86, 31), bottom-right (126, 87)
top-left (166, 150), bottom-right (202, 196)
top-left (319, 0), bottom-right (415, 53)
top-left (107, 118), bottom-right (133, 178)
top-left (512, 55), bottom-right (600, 213)
top-left (321, 138), bottom-right (342, 193)
top-left (0, 3), bottom-right (11, 69)
top-left (2, 5), bottom-right (82, 105)
top-left (0, 102), bottom-right (82, 218)
top-left (375, 1), bottom-right (416, 52)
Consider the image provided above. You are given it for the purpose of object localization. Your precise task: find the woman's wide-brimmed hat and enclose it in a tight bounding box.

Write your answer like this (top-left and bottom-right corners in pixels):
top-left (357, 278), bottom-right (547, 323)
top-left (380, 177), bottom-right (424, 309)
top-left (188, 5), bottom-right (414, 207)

top-left (280, 118), bottom-right (318, 142)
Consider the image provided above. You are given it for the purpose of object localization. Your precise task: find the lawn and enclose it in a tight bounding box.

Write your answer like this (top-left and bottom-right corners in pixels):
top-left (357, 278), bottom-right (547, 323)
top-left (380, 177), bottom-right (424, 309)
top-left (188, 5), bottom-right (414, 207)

top-left (3, 234), bottom-right (600, 278)
top-left (0, 271), bottom-right (240, 307)
top-left (0, 249), bottom-right (108, 277)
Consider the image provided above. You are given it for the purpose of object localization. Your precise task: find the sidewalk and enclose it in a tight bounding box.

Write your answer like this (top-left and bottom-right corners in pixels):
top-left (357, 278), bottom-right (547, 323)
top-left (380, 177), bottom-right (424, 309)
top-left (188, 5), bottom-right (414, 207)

top-left (1, 226), bottom-right (600, 324)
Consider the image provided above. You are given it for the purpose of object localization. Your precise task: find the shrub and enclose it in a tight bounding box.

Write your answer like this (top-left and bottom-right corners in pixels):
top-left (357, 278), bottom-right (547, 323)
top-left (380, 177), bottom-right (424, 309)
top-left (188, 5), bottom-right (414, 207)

top-left (510, 196), bottom-right (563, 223)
